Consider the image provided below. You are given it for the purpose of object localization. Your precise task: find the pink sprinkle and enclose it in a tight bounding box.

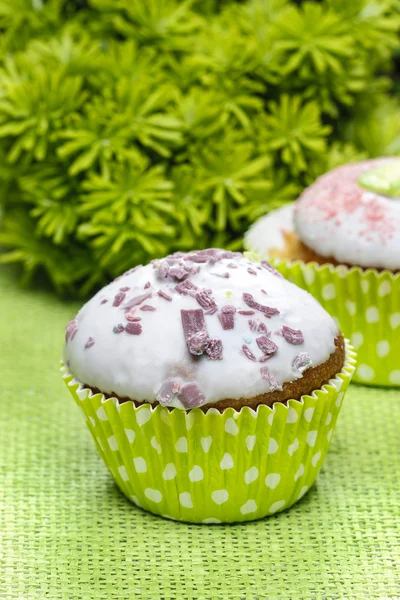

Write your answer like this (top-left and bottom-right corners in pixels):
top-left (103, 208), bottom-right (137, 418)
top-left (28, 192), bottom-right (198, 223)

top-left (212, 272), bottom-right (230, 279)
top-left (70, 328), bottom-right (78, 341)
top-left (228, 263), bottom-right (238, 268)
top-left (125, 322), bottom-right (143, 335)
top-left (261, 289), bottom-right (267, 295)
top-left (113, 291), bottom-right (126, 307)
top-left (144, 281), bottom-right (151, 289)
top-left (247, 267), bottom-right (257, 276)
top-left (282, 326), bottom-right (304, 345)
top-left (157, 290), bottom-right (172, 301)
top-left (120, 286), bottom-right (130, 292)
top-left (140, 305), bottom-right (156, 311)
top-left (238, 310), bottom-right (255, 316)
top-left (84, 337), bottom-right (95, 349)
top-left (241, 345), bottom-right (257, 362)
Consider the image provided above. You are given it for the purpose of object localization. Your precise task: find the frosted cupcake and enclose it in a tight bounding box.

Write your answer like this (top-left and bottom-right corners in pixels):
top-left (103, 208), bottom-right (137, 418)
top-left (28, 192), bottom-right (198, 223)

top-left (246, 159), bottom-right (400, 387)
top-left (62, 249), bottom-right (355, 523)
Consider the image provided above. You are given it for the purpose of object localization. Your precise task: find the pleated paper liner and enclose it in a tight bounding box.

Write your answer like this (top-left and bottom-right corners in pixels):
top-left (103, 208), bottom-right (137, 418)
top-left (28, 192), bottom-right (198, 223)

top-left (269, 258), bottom-right (400, 387)
top-left (61, 343), bottom-right (355, 524)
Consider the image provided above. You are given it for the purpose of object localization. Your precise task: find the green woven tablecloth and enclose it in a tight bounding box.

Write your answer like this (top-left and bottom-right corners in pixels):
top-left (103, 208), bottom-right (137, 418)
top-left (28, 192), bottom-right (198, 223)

top-left (1, 266), bottom-right (399, 600)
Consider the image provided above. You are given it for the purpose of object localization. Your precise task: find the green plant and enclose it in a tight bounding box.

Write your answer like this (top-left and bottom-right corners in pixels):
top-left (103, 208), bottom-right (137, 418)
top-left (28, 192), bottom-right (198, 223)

top-left (0, 0), bottom-right (399, 295)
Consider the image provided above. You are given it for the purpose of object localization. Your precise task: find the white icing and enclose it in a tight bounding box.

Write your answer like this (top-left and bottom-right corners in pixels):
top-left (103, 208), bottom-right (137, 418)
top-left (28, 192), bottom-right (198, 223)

top-left (294, 158), bottom-right (400, 270)
top-left (245, 204), bottom-right (295, 255)
top-left (63, 251), bottom-right (339, 409)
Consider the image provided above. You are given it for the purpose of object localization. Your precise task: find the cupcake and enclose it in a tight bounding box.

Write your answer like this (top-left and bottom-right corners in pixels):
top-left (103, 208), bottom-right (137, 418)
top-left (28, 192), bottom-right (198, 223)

top-left (62, 249), bottom-right (355, 523)
top-left (245, 158), bottom-right (400, 387)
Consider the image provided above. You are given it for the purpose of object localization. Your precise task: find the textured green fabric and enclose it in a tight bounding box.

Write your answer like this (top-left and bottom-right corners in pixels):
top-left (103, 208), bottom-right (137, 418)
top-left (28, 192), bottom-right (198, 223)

top-left (1, 266), bottom-right (399, 599)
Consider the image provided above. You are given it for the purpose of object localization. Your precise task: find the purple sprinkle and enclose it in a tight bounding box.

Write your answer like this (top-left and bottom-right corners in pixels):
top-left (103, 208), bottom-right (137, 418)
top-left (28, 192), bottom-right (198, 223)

top-left (175, 280), bottom-right (198, 296)
top-left (242, 293), bottom-right (280, 318)
top-left (260, 366), bottom-right (282, 391)
top-left (206, 338), bottom-right (223, 360)
top-left (168, 266), bottom-right (189, 280)
top-left (181, 309), bottom-right (209, 356)
top-left (261, 261), bottom-right (283, 278)
top-left (195, 290), bottom-right (217, 313)
top-left (248, 319), bottom-right (258, 332)
top-left (186, 253), bottom-right (208, 264)
top-left (140, 305), bottom-right (156, 311)
top-left (144, 281), bottom-right (151, 289)
top-left (65, 319), bottom-right (78, 342)
top-left (157, 261), bottom-right (170, 279)
top-left (292, 352), bottom-right (312, 373)
top-left (100, 299), bottom-right (108, 305)
top-left (113, 323), bottom-right (125, 334)
top-left (212, 272), bottom-right (230, 279)
top-left (238, 310), bottom-right (255, 316)
top-left (258, 354), bottom-right (273, 363)
top-left (241, 344), bottom-right (257, 362)
top-left (218, 306), bottom-right (236, 330)
top-left (256, 336), bottom-right (278, 356)
top-left (84, 337), bottom-right (95, 349)
top-left (247, 267), bottom-right (257, 276)
top-left (282, 326), bottom-right (304, 345)
top-left (124, 265), bottom-right (142, 276)
top-left (125, 322), bottom-right (143, 335)
top-left (120, 286), bottom-right (130, 292)
top-left (157, 290), bottom-right (172, 301)
top-left (178, 382), bottom-right (206, 408)
top-left (124, 291), bottom-right (152, 310)
top-left (113, 291), bottom-right (126, 307)
top-left (157, 379), bottom-right (180, 406)
top-left (204, 306), bottom-right (218, 315)
top-left (125, 313), bottom-right (141, 321)
top-left (258, 322), bottom-right (268, 334)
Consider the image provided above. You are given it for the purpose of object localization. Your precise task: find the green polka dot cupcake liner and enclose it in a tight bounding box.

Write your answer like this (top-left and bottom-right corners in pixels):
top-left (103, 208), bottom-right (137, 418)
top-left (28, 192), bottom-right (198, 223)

top-left (270, 258), bottom-right (400, 387)
top-left (61, 343), bottom-right (355, 524)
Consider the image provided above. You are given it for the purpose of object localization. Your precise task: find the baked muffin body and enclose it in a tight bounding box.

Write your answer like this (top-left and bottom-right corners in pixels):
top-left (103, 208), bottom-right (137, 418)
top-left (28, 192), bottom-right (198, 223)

top-left (64, 249), bottom-right (343, 410)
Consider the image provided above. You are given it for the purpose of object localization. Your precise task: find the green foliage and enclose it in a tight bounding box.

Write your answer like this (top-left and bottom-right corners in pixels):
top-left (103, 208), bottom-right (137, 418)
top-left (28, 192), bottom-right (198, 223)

top-left (0, 0), bottom-right (399, 295)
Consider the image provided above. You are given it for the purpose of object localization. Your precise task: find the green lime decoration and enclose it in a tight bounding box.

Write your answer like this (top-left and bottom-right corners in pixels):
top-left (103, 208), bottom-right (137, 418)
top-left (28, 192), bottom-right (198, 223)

top-left (358, 162), bottom-right (400, 198)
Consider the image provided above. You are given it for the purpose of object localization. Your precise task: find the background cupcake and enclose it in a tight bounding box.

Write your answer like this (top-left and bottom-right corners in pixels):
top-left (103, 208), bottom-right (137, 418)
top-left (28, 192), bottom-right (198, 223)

top-left (245, 158), bottom-right (400, 387)
top-left (62, 249), bottom-right (355, 523)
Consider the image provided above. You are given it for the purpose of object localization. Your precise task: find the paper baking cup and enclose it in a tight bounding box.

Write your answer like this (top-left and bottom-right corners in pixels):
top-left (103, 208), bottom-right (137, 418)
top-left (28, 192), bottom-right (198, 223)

top-left (271, 259), bottom-right (400, 387)
top-left (61, 344), bottom-right (355, 524)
